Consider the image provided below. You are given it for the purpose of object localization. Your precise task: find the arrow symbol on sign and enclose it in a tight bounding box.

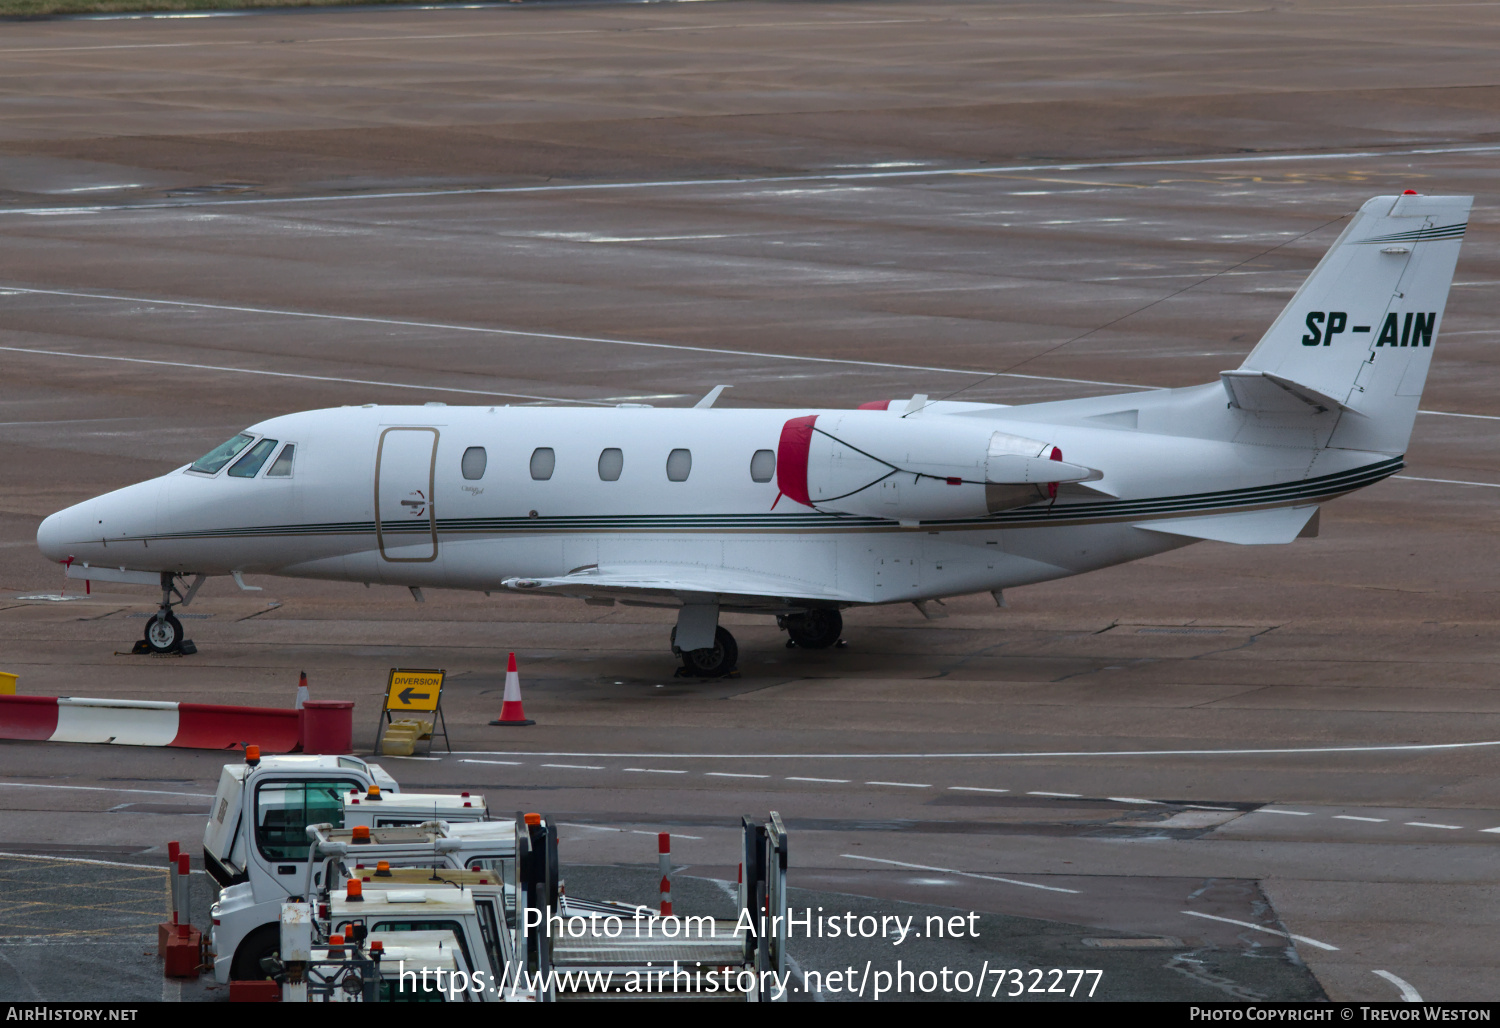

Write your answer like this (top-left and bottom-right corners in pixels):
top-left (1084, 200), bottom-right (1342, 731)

top-left (398, 687), bottom-right (430, 704)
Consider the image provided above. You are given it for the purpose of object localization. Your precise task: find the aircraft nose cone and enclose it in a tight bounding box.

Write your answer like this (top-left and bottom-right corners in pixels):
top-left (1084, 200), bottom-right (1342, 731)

top-left (37, 503), bottom-right (85, 563)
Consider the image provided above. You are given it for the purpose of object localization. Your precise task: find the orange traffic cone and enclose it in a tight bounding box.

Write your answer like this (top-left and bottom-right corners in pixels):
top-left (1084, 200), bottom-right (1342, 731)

top-left (295, 671), bottom-right (310, 710)
top-left (489, 652), bottom-right (534, 726)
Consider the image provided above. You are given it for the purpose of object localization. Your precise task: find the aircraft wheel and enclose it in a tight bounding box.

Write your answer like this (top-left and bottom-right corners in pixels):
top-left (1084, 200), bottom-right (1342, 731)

top-left (783, 609), bottom-right (842, 650)
top-left (145, 613), bottom-right (183, 654)
top-left (678, 626), bottom-right (738, 677)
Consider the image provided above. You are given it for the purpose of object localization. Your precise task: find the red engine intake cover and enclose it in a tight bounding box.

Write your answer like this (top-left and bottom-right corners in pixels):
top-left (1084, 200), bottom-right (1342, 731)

top-left (776, 415), bottom-right (818, 507)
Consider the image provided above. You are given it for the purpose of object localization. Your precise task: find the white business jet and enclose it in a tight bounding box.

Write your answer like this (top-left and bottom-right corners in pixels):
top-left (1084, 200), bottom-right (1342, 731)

top-left (37, 194), bottom-right (1470, 675)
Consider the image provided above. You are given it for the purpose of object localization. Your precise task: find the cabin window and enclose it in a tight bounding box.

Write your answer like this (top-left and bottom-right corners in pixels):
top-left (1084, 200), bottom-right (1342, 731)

top-left (750, 449), bottom-right (776, 483)
top-left (665, 448), bottom-right (692, 482)
top-left (461, 446), bottom-right (487, 481)
top-left (189, 433), bottom-right (254, 475)
top-left (598, 448), bottom-right (623, 482)
top-left (265, 444), bottom-right (296, 478)
top-left (228, 438), bottom-right (279, 478)
top-left (529, 447), bottom-right (555, 481)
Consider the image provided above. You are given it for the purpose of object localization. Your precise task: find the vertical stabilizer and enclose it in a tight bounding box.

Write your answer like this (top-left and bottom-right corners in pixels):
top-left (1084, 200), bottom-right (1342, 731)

top-left (1233, 193), bottom-right (1471, 453)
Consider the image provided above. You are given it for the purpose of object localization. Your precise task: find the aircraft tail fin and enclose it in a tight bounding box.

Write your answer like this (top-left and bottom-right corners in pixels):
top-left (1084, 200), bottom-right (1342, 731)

top-left (1231, 193), bottom-right (1471, 453)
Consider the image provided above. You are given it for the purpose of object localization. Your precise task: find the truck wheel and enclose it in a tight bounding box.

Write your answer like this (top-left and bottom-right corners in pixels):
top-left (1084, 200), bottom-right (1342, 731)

top-left (230, 923), bottom-right (280, 981)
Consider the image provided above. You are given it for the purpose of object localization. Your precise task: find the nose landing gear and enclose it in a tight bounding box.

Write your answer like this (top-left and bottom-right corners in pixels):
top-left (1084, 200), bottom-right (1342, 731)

top-left (131, 572), bottom-right (203, 656)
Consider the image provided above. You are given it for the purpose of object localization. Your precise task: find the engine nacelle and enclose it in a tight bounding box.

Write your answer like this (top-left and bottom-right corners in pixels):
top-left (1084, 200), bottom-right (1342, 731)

top-left (776, 411), bottom-right (1099, 521)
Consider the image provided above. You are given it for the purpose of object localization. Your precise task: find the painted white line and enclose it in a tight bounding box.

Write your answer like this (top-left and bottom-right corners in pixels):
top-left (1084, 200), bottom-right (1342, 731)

top-left (459, 758), bottom-right (524, 766)
top-left (381, 755), bottom-right (443, 761)
top-left (633, 830), bottom-right (702, 840)
top-left (1373, 970), bottom-right (1424, 1003)
top-left (1333, 815), bottom-right (1388, 823)
top-left (842, 854), bottom-right (1080, 894)
top-left (1257, 808), bottom-right (1313, 816)
top-left (0, 343), bottom-right (615, 406)
top-left (1185, 804), bottom-right (1238, 811)
top-left (5, 143), bottom-right (1498, 215)
top-left (7, 298), bottom-right (1499, 423)
top-left (866, 781), bottom-right (932, 788)
top-left (704, 772), bottom-right (770, 779)
top-left (1108, 797), bottom-right (1164, 805)
top-left (1418, 409), bottom-right (1500, 421)
top-left (950, 786), bottom-right (1010, 794)
top-left (786, 777), bottom-right (850, 783)
top-left (541, 764), bottom-right (605, 770)
top-left (623, 768), bottom-right (689, 775)
top-left (559, 822), bottom-right (701, 841)
top-left (1393, 475), bottom-right (1500, 489)
top-left (0, 289), bottom-right (1142, 392)
top-left (453, 740), bottom-right (1500, 759)
top-left (1480, 827), bottom-right (1500, 834)
top-left (0, 850), bottom-right (176, 872)
top-left (0, 782), bottom-right (213, 799)
top-left (1404, 822), bottom-right (1463, 830)
top-left (1028, 791), bottom-right (1082, 798)
top-left (1181, 911), bottom-right (1338, 951)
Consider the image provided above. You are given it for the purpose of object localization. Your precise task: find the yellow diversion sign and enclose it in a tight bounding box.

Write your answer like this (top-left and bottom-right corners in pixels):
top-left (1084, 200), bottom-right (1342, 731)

top-left (384, 668), bottom-right (445, 713)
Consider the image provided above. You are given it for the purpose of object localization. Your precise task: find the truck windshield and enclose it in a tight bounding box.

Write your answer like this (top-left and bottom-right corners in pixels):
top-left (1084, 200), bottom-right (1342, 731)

top-left (255, 780), bottom-right (349, 861)
top-left (189, 433), bottom-right (255, 474)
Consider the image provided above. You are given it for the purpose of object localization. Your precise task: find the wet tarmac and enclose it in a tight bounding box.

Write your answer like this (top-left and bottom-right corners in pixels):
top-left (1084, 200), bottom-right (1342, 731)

top-left (1, 0), bottom-right (1498, 1004)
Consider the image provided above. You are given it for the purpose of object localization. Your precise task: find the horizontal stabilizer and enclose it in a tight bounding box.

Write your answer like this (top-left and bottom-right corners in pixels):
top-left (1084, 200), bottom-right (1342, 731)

top-left (1135, 505), bottom-right (1320, 545)
top-left (1219, 370), bottom-right (1357, 415)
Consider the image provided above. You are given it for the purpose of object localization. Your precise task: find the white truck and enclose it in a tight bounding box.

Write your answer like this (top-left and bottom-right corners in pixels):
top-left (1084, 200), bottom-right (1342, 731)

top-left (202, 751), bottom-right (506, 981)
top-left (340, 787), bottom-right (489, 829)
top-left (264, 811), bottom-right (791, 1002)
top-left (274, 898), bottom-right (507, 1004)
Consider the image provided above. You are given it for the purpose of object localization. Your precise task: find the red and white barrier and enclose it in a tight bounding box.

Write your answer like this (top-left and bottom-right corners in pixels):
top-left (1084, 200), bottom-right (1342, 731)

top-left (0, 695), bottom-right (302, 752)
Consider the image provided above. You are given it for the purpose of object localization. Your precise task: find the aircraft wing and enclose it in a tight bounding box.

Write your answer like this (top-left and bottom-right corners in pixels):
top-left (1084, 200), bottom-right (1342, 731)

top-left (501, 563), bottom-right (857, 610)
top-left (1134, 505), bottom-right (1320, 545)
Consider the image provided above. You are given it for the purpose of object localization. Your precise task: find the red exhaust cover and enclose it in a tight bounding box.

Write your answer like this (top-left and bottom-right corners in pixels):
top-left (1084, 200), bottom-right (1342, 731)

top-left (776, 415), bottom-right (818, 507)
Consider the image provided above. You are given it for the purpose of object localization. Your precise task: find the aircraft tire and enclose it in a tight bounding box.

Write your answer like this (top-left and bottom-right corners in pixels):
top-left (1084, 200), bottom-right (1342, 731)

top-left (679, 626), bottom-right (738, 677)
top-left (783, 609), bottom-right (842, 650)
top-left (145, 613), bottom-right (183, 654)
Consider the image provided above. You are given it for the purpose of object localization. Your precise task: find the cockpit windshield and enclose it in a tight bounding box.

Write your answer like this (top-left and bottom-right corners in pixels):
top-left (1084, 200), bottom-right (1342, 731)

top-left (228, 438), bottom-right (279, 478)
top-left (189, 433), bottom-right (255, 475)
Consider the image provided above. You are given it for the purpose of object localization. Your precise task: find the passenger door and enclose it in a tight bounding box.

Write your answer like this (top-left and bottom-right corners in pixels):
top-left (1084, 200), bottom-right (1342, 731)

top-left (376, 427), bottom-right (440, 562)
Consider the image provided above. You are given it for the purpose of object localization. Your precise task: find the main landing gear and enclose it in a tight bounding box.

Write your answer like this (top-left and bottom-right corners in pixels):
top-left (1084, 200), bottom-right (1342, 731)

top-left (668, 606), bottom-right (847, 677)
top-left (672, 625), bottom-right (739, 678)
top-left (779, 609), bottom-right (845, 650)
top-left (132, 572), bottom-right (201, 656)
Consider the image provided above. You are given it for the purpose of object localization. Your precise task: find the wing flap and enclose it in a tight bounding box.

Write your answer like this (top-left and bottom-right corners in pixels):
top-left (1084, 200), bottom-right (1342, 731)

top-left (503, 563), bottom-right (856, 607)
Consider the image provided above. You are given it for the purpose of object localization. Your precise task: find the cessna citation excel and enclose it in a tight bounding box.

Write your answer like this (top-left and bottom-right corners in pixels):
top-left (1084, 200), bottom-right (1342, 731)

top-left (38, 194), bottom-right (1470, 675)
